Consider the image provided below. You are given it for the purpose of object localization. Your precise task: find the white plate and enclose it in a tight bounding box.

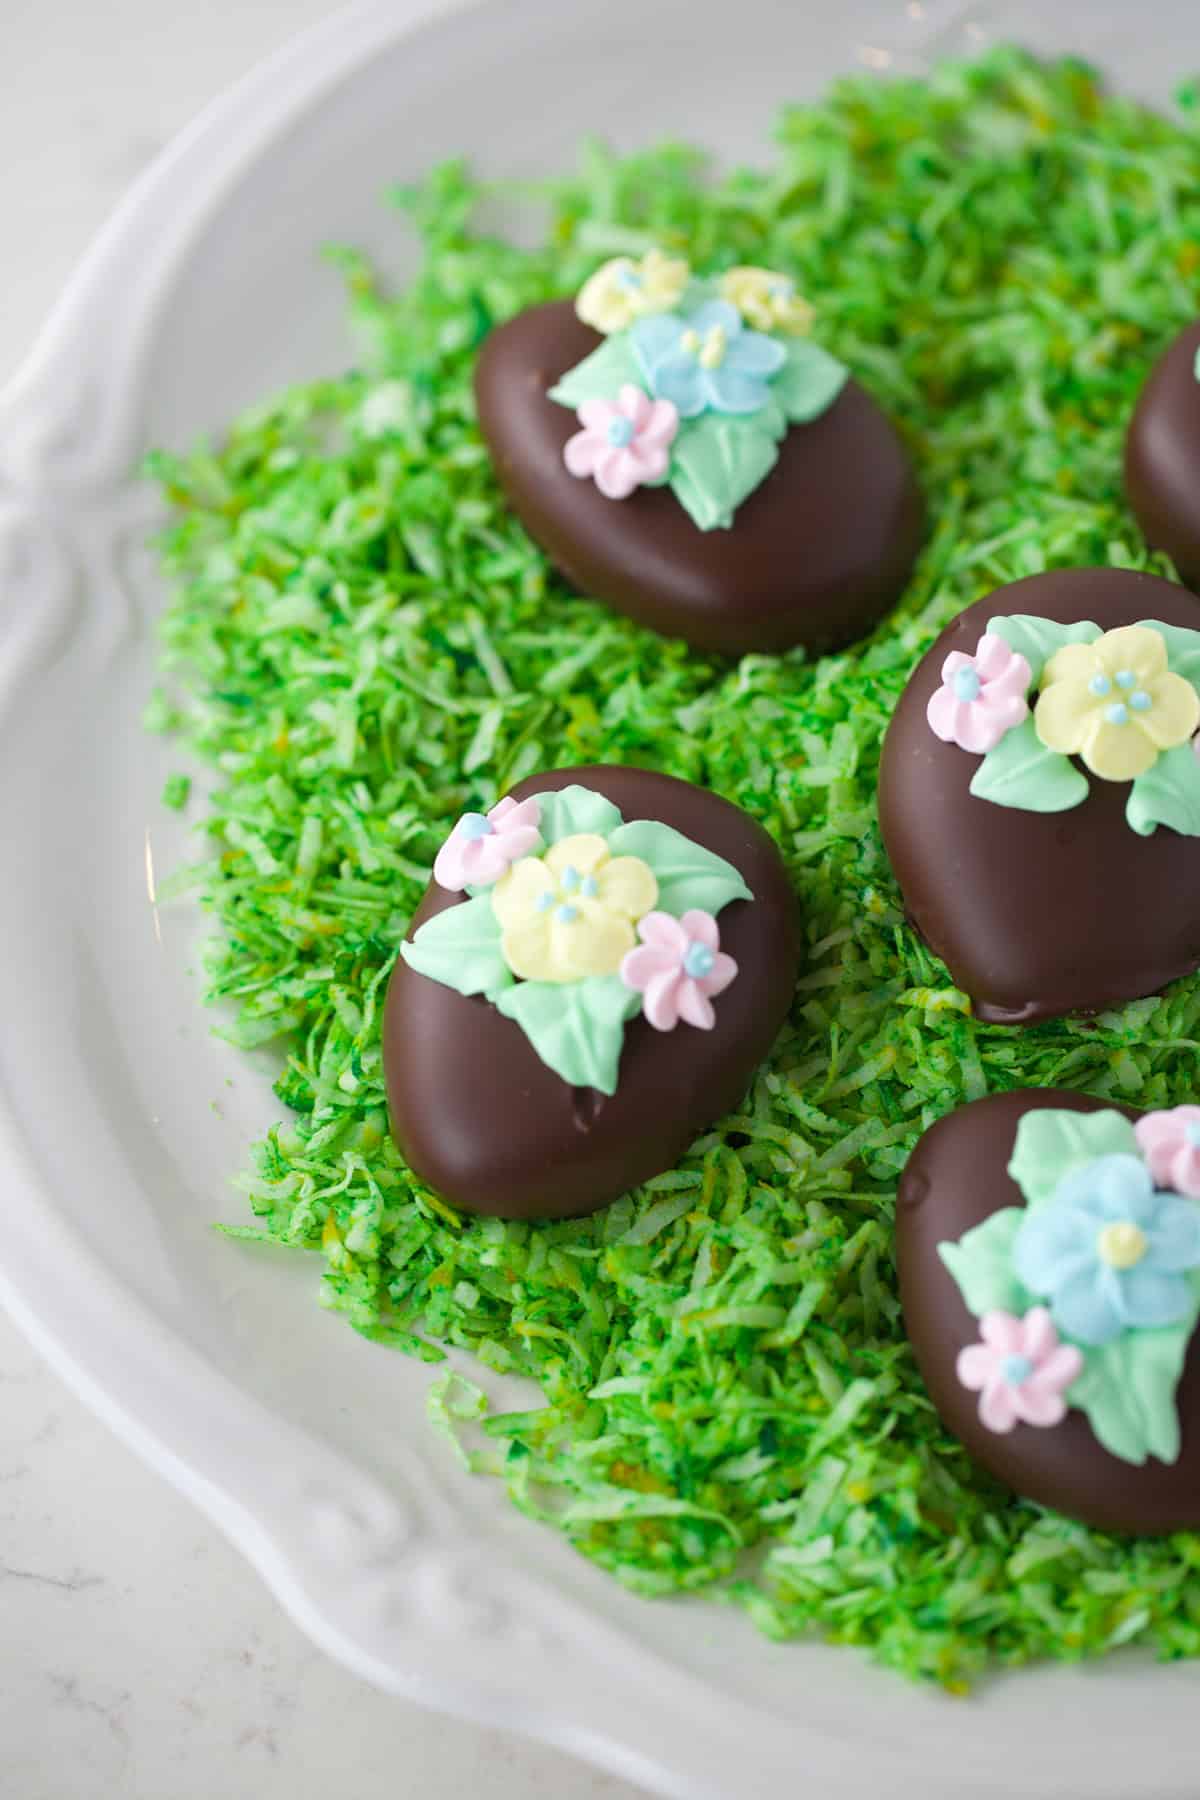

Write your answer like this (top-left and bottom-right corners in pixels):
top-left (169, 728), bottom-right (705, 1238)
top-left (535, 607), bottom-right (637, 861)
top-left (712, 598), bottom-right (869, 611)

top-left (2, 2), bottom-right (1198, 1794)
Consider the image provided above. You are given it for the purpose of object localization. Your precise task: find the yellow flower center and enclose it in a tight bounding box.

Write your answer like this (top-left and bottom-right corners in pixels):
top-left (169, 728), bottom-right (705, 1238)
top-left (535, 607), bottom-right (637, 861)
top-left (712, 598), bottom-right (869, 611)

top-left (680, 324), bottom-right (728, 368)
top-left (531, 859), bottom-right (599, 924)
top-left (697, 324), bottom-right (728, 369)
top-left (1096, 1220), bottom-right (1147, 1270)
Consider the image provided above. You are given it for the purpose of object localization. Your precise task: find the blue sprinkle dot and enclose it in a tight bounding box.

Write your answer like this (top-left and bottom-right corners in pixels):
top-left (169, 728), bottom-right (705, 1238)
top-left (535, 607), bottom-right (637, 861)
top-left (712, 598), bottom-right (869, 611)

top-left (1105, 702), bottom-right (1129, 726)
top-left (615, 268), bottom-right (642, 291)
top-left (580, 876), bottom-right (599, 898)
top-left (556, 904), bottom-right (579, 924)
top-left (535, 890), bottom-right (555, 912)
top-left (459, 812), bottom-right (493, 839)
top-left (952, 667), bottom-right (982, 702)
top-left (1187, 1124), bottom-right (1200, 1148)
top-left (606, 415), bottom-right (635, 448)
top-left (1089, 673), bottom-right (1112, 697)
top-left (559, 865), bottom-right (580, 891)
top-left (683, 942), bottom-right (716, 979)
top-left (1129, 690), bottom-right (1152, 712)
top-left (1115, 669), bottom-right (1137, 690)
top-left (1001, 1354), bottom-right (1033, 1387)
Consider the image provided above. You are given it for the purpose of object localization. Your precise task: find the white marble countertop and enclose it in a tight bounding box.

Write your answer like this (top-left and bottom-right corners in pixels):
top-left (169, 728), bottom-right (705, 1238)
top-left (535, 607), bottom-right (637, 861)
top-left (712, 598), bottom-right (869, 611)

top-left (0, 5), bottom-right (644, 1795)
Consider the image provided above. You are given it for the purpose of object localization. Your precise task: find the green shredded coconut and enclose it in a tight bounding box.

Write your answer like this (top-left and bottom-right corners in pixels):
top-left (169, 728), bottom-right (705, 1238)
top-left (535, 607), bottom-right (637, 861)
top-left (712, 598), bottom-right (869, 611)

top-left (148, 48), bottom-right (1200, 1687)
top-left (161, 772), bottom-right (192, 811)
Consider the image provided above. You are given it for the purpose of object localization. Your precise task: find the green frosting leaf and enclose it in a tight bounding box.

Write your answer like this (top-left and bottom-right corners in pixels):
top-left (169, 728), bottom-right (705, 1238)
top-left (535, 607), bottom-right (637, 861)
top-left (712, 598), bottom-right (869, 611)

top-left (547, 335), bottom-right (642, 411)
top-left (666, 413), bottom-right (781, 532)
top-left (606, 818), bottom-right (753, 917)
top-left (494, 974), bottom-right (641, 1093)
top-left (771, 338), bottom-right (850, 423)
top-left (987, 614), bottom-right (1101, 684)
top-left (1007, 1106), bottom-right (1138, 1209)
top-left (937, 1209), bottom-right (1030, 1318)
top-left (968, 715), bottom-right (1088, 813)
top-left (1127, 742), bottom-right (1200, 838)
top-left (1139, 617), bottom-right (1200, 687)
top-left (1069, 1310), bottom-right (1197, 1466)
top-left (531, 784), bottom-right (624, 845)
top-left (755, 388), bottom-right (790, 443)
top-left (400, 894), bottom-right (512, 999)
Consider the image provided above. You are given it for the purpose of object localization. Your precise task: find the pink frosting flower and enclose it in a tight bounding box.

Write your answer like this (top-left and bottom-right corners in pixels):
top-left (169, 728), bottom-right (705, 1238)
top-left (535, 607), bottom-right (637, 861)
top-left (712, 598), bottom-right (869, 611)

top-left (956, 1307), bottom-right (1083, 1433)
top-left (926, 632), bottom-right (1032, 754)
top-left (563, 384), bottom-right (680, 500)
top-left (1135, 1106), bottom-right (1200, 1199)
top-left (432, 796), bottom-right (541, 892)
top-left (619, 909), bottom-right (737, 1030)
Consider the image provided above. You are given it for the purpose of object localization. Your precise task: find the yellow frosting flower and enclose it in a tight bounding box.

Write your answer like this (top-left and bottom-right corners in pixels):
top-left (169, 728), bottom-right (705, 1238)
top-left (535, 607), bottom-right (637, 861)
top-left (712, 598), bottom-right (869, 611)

top-left (718, 266), bottom-right (815, 336)
top-left (575, 249), bottom-right (690, 335)
top-left (1034, 624), bottom-right (1200, 781)
top-left (492, 834), bottom-right (658, 982)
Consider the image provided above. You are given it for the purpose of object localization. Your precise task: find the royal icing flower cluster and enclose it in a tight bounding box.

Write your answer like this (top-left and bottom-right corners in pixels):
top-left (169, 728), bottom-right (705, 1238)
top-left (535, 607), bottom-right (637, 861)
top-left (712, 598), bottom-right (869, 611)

top-left (402, 787), bottom-right (753, 1095)
top-left (926, 615), bottom-right (1200, 835)
top-left (433, 797), bottom-right (737, 1014)
top-left (547, 248), bottom-right (848, 532)
top-left (945, 1106), bottom-right (1200, 1463)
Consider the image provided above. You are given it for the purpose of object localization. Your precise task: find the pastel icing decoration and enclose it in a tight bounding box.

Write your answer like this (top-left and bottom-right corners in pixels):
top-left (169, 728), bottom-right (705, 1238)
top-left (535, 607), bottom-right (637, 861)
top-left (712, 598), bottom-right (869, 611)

top-left (384, 766), bottom-right (798, 1220)
top-left (492, 834), bottom-right (659, 982)
top-left (575, 248), bottom-right (690, 336)
top-left (923, 612), bottom-right (1200, 812)
top-left (925, 631), bottom-right (1031, 753)
top-left (1125, 316), bottom-right (1200, 593)
top-left (432, 795), bottom-right (542, 891)
top-left (955, 1308), bottom-right (1083, 1433)
top-left (1034, 624), bottom-right (1199, 781)
top-left (718, 266), bottom-right (815, 336)
top-left (474, 271), bottom-right (924, 655)
top-left (879, 567), bottom-right (1200, 1024)
top-left (1135, 1106), bottom-right (1200, 1199)
top-left (619, 908), bottom-right (738, 1030)
top-left (562, 385), bottom-right (679, 499)
top-left (897, 1088), bottom-right (1200, 1532)
top-left (629, 300), bottom-right (786, 418)
top-left (1011, 1152), bottom-right (1200, 1345)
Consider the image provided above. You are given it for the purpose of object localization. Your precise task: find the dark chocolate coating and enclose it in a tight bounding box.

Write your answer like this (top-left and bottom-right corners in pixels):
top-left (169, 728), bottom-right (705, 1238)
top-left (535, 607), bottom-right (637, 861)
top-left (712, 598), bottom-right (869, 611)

top-left (474, 300), bottom-right (925, 658)
top-left (878, 567), bottom-right (1200, 1024)
top-left (897, 1088), bottom-right (1200, 1534)
top-left (382, 766), bottom-right (799, 1219)
top-left (1125, 317), bottom-right (1200, 591)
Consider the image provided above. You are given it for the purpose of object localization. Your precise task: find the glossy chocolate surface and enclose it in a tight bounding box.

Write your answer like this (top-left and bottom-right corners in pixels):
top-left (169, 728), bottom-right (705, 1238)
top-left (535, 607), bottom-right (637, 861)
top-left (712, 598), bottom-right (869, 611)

top-left (878, 567), bottom-right (1200, 1024)
top-left (1126, 317), bottom-right (1200, 591)
top-left (383, 765), bottom-right (799, 1219)
top-left (474, 300), bottom-right (925, 657)
top-left (897, 1089), bottom-right (1200, 1534)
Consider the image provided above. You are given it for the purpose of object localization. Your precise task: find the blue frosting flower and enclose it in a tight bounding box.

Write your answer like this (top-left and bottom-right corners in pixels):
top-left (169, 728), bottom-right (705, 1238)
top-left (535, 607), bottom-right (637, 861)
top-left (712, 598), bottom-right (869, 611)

top-left (1014, 1153), bottom-right (1200, 1347)
top-left (630, 299), bottom-right (786, 418)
